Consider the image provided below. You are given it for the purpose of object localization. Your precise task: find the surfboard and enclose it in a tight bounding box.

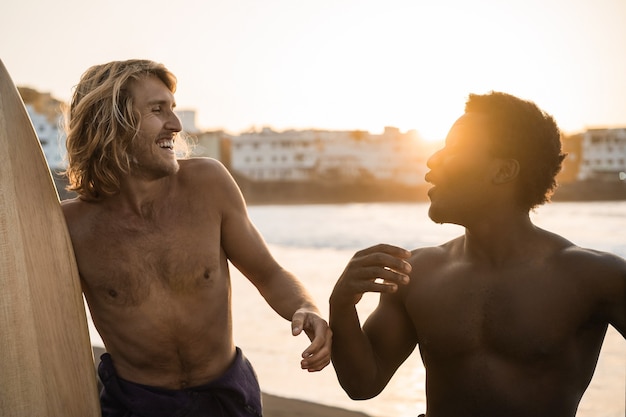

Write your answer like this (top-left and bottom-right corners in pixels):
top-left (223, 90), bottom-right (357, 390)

top-left (0, 60), bottom-right (101, 416)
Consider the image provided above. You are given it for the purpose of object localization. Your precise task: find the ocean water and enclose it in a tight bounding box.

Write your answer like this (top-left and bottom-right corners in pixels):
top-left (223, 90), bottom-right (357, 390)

top-left (88, 201), bottom-right (626, 417)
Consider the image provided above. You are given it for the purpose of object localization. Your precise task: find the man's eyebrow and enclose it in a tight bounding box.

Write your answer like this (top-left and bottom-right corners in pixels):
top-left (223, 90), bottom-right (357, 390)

top-left (147, 99), bottom-right (177, 108)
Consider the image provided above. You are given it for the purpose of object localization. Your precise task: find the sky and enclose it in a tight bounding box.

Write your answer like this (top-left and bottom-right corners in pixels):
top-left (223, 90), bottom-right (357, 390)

top-left (3, 0), bottom-right (626, 141)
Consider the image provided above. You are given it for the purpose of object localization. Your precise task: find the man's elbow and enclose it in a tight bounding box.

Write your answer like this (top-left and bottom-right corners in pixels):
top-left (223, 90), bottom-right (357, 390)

top-left (337, 379), bottom-right (384, 401)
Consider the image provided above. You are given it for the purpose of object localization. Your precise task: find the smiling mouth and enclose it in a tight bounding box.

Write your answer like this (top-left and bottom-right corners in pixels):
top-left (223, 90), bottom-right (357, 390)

top-left (157, 139), bottom-right (175, 150)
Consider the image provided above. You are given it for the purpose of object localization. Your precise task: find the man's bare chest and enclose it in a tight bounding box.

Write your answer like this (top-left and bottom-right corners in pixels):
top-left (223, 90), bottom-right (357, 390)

top-left (406, 264), bottom-right (599, 361)
top-left (75, 216), bottom-right (225, 304)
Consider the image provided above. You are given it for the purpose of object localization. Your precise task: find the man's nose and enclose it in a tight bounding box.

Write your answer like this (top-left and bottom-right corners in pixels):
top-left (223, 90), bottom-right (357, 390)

top-left (426, 149), bottom-right (442, 169)
top-left (167, 112), bottom-right (182, 132)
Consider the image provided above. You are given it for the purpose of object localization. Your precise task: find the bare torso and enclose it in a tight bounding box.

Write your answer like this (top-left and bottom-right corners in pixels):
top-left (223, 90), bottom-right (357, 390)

top-left (63, 159), bottom-right (237, 389)
top-left (397, 233), bottom-right (625, 417)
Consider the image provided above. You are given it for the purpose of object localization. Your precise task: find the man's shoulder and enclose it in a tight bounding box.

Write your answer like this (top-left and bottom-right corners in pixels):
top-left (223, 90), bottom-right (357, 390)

top-left (60, 196), bottom-right (80, 209)
top-left (176, 158), bottom-right (243, 205)
top-left (177, 157), bottom-right (230, 180)
top-left (558, 244), bottom-right (626, 271)
top-left (59, 196), bottom-right (105, 242)
top-left (416, 236), bottom-right (463, 253)
top-left (409, 236), bottom-right (463, 264)
top-left (178, 156), bottom-right (225, 169)
top-left (60, 196), bottom-right (95, 220)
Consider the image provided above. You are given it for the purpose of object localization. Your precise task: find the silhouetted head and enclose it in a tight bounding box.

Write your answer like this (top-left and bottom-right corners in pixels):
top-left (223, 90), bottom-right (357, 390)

top-left (463, 91), bottom-right (565, 210)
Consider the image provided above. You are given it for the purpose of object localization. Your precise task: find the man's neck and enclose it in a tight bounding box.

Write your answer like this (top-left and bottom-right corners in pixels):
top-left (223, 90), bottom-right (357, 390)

top-left (461, 212), bottom-right (539, 267)
top-left (111, 175), bottom-right (173, 218)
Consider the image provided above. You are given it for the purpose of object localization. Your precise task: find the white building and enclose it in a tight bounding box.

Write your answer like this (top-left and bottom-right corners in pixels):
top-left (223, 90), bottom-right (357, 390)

top-left (176, 109), bottom-right (200, 134)
top-left (232, 128), bottom-right (321, 181)
top-left (578, 128), bottom-right (626, 181)
top-left (231, 126), bottom-right (429, 186)
top-left (26, 104), bottom-right (66, 170)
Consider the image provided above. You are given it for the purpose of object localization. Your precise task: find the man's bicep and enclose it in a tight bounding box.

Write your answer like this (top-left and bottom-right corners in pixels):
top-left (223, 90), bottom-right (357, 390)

top-left (598, 252), bottom-right (626, 338)
top-left (219, 184), bottom-right (279, 282)
top-left (612, 269), bottom-right (626, 338)
top-left (363, 294), bottom-right (418, 380)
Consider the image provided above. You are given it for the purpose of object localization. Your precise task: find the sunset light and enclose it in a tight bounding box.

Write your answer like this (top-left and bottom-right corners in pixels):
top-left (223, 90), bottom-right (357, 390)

top-left (2, 2), bottom-right (625, 417)
top-left (3, 0), bottom-right (626, 143)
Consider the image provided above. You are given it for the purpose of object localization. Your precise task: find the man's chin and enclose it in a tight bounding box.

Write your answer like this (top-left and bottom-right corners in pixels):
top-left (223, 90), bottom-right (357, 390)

top-left (427, 205), bottom-right (440, 223)
top-left (427, 203), bottom-right (450, 225)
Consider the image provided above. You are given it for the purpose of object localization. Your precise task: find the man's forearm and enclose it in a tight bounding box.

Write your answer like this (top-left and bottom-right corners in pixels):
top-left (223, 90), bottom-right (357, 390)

top-left (261, 270), bottom-right (320, 320)
top-left (329, 303), bottom-right (383, 399)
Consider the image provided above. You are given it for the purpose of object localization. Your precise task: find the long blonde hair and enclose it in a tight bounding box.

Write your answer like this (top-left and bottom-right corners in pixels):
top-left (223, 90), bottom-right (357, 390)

top-left (63, 59), bottom-right (188, 201)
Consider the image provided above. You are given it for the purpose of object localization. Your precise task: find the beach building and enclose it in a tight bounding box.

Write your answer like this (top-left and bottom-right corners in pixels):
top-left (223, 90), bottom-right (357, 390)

top-left (18, 87), bottom-right (67, 171)
top-left (25, 104), bottom-right (66, 170)
top-left (232, 128), bottom-right (328, 182)
top-left (578, 128), bottom-right (626, 181)
top-left (190, 130), bottom-right (232, 164)
top-left (230, 126), bottom-right (429, 186)
top-left (176, 109), bottom-right (200, 134)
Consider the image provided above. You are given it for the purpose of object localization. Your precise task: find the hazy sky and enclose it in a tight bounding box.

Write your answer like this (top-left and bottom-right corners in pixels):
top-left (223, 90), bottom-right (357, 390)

top-left (3, 0), bottom-right (626, 141)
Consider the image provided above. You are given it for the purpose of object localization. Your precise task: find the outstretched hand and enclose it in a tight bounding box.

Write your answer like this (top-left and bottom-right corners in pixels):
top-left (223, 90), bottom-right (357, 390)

top-left (291, 309), bottom-right (332, 372)
top-left (330, 243), bottom-right (412, 308)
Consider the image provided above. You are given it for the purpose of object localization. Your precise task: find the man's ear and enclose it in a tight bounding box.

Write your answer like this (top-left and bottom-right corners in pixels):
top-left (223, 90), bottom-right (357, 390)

top-left (492, 158), bottom-right (520, 184)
